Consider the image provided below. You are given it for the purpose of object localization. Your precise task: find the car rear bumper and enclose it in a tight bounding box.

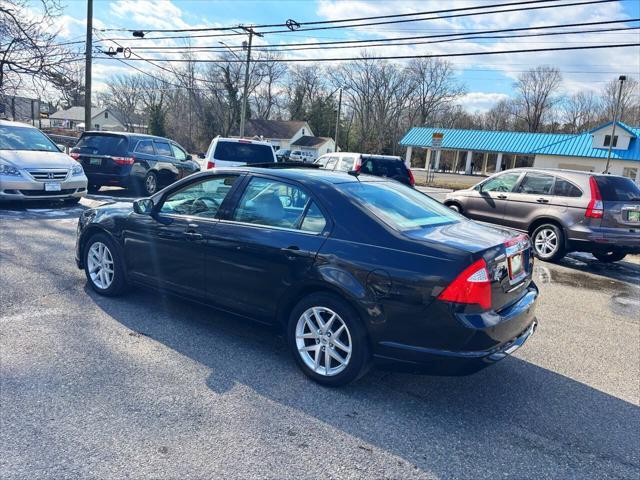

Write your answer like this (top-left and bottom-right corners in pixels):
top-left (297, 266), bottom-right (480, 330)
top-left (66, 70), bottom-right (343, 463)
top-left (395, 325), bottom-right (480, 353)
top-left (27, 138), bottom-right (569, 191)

top-left (568, 227), bottom-right (640, 253)
top-left (85, 171), bottom-right (134, 187)
top-left (0, 175), bottom-right (87, 200)
top-left (373, 285), bottom-right (539, 375)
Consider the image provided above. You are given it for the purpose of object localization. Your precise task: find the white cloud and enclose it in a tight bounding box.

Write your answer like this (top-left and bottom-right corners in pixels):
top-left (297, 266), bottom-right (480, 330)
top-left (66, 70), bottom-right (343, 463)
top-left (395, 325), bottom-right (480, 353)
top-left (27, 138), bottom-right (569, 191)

top-left (457, 92), bottom-right (510, 112)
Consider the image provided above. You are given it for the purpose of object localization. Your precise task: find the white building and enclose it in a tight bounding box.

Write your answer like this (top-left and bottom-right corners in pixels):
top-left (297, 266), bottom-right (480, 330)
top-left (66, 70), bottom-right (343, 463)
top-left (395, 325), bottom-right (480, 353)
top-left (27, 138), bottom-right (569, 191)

top-left (49, 107), bottom-right (147, 133)
top-left (400, 121), bottom-right (640, 183)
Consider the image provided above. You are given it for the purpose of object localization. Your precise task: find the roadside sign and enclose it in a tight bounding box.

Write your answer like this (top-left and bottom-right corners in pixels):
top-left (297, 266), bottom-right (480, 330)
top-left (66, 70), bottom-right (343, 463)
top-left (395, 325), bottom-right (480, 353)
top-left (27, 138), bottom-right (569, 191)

top-left (432, 132), bottom-right (444, 150)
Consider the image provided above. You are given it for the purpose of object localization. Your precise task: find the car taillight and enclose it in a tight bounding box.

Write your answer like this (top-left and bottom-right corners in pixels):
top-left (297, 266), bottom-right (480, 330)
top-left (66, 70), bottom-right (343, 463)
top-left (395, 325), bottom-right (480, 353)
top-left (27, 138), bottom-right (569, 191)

top-left (112, 156), bottom-right (135, 165)
top-left (70, 152), bottom-right (80, 161)
top-left (438, 258), bottom-right (492, 310)
top-left (585, 176), bottom-right (603, 219)
top-left (207, 161), bottom-right (215, 169)
top-left (407, 168), bottom-right (415, 186)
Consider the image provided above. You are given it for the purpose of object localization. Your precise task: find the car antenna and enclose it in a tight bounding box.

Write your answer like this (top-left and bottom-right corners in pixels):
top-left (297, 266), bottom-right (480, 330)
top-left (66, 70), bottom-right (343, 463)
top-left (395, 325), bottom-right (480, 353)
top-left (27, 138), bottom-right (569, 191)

top-left (347, 169), bottom-right (361, 181)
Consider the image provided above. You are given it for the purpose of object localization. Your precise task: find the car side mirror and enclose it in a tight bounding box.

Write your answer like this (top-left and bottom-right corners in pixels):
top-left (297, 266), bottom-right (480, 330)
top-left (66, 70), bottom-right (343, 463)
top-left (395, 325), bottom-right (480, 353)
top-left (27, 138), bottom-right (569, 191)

top-left (184, 154), bottom-right (192, 161)
top-left (197, 152), bottom-right (206, 159)
top-left (133, 198), bottom-right (154, 215)
top-left (56, 144), bottom-right (66, 153)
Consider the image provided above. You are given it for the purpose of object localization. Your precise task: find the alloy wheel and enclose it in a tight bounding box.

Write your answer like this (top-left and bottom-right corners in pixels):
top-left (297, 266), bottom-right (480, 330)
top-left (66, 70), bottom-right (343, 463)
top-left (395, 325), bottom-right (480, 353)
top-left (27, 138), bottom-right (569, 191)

top-left (295, 306), bottom-right (352, 377)
top-left (534, 228), bottom-right (558, 257)
top-left (145, 174), bottom-right (157, 194)
top-left (87, 242), bottom-right (114, 289)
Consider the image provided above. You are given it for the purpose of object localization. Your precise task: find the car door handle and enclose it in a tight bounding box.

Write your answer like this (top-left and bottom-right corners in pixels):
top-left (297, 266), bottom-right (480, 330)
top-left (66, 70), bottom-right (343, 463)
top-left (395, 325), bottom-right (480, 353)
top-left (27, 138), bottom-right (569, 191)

top-left (536, 198), bottom-right (549, 203)
top-left (497, 194), bottom-right (508, 199)
top-left (184, 224), bottom-right (203, 241)
top-left (282, 245), bottom-right (301, 260)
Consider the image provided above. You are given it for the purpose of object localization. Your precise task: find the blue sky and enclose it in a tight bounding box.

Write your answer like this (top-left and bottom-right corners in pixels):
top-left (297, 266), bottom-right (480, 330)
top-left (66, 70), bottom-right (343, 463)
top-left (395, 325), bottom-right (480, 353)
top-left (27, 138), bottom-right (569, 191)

top-left (52, 0), bottom-right (640, 111)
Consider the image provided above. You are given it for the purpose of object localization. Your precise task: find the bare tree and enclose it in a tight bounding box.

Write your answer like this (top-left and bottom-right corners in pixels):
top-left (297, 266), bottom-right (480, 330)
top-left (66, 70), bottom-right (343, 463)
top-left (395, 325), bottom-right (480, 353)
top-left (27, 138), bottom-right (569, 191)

top-left (0, 0), bottom-right (75, 96)
top-left (513, 66), bottom-right (562, 132)
top-left (97, 74), bottom-right (143, 131)
top-left (482, 99), bottom-right (515, 131)
top-left (252, 51), bottom-right (287, 120)
top-left (406, 58), bottom-right (465, 126)
top-left (560, 91), bottom-right (599, 133)
top-left (600, 76), bottom-right (639, 125)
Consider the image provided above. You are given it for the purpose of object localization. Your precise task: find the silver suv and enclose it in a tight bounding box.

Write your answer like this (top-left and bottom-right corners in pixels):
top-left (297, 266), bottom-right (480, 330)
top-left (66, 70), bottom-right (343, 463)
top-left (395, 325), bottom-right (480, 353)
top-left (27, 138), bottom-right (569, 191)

top-left (444, 168), bottom-right (640, 262)
top-left (0, 120), bottom-right (87, 203)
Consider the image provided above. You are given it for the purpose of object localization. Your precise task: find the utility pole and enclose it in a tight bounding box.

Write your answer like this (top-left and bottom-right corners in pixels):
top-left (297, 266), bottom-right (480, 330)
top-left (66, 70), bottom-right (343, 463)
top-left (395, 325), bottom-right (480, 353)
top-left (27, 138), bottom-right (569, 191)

top-left (604, 75), bottom-right (626, 174)
top-left (84, 0), bottom-right (93, 131)
top-left (239, 26), bottom-right (262, 138)
top-left (334, 87), bottom-right (342, 153)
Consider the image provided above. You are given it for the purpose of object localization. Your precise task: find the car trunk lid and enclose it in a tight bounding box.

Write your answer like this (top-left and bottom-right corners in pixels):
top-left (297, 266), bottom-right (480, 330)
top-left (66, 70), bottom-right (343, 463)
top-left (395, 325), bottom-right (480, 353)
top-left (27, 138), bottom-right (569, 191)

top-left (71, 133), bottom-right (130, 174)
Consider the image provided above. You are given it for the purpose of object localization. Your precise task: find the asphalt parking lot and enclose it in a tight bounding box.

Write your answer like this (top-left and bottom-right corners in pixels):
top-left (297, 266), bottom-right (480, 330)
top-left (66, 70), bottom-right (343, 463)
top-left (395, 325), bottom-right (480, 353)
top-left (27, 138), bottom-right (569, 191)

top-left (1, 193), bottom-right (639, 479)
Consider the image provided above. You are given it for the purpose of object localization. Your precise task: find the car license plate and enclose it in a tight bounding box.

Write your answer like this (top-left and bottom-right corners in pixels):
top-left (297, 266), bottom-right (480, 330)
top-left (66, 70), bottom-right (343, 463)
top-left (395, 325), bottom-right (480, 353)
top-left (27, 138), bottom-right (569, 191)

top-left (89, 157), bottom-right (101, 166)
top-left (44, 182), bottom-right (61, 192)
top-left (626, 210), bottom-right (640, 222)
top-left (508, 252), bottom-right (525, 281)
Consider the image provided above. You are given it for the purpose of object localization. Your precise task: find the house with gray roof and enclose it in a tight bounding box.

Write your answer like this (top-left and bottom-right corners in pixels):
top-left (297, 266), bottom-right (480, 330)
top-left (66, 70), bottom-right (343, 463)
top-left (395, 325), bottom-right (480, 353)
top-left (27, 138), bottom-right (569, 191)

top-left (50, 107), bottom-right (147, 133)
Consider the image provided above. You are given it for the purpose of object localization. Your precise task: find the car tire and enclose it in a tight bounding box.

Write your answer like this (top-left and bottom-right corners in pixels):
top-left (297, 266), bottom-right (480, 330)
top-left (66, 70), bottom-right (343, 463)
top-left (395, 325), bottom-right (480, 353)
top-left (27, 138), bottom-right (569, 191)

top-left (87, 184), bottom-right (101, 193)
top-left (287, 292), bottom-right (370, 387)
top-left (143, 171), bottom-right (158, 196)
top-left (592, 251), bottom-right (627, 263)
top-left (84, 233), bottom-right (127, 296)
top-left (446, 202), bottom-right (462, 213)
top-left (532, 223), bottom-right (566, 262)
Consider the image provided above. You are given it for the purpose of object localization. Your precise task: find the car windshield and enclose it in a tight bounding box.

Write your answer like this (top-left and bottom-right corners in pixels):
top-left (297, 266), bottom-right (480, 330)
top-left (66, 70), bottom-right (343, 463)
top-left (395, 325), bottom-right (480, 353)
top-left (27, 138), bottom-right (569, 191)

top-left (0, 125), bottom-right (59, 152)
top-left (214, 141), bottom-right (274, 163)
top-left (75, 134), bottom-right (128, 156)
top-left (340, 181), bottom-right (461, 231)
top-left (594, 176), bottom-right (640, 201)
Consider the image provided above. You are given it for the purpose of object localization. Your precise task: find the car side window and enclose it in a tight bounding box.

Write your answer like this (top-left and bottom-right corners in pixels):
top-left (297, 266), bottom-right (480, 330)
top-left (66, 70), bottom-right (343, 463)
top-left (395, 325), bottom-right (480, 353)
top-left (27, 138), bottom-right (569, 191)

top-left (159, 175), bottom-right (239, 218)
top-left (233, 177), bottom-right (317, 230)
top-left (481, 172), bottom-right (522, 193)
top-left (135, 140), bottom-right (155, 154)
top-left (338, 157), bottom-right (355, 172)
top-left (553, 178), bottom-right (582, 197)
top-left (324, 157), bottom-right (338, 170)
top-left (171, 143), bottom-right (187, 161)
top-left (300, 201), bottom-right (327, 233)
top-left (154, 141), bottom-right (173, 157)
top-left (516, 172), bottom-right (555, 195)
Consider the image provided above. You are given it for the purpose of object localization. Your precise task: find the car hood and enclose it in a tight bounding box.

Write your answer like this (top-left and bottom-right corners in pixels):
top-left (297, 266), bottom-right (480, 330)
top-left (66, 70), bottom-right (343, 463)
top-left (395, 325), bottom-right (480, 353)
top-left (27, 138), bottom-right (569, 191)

top-left (404, 219), bottom-right (517, 254)
top-left (0, 150), bottom-right (76, 169)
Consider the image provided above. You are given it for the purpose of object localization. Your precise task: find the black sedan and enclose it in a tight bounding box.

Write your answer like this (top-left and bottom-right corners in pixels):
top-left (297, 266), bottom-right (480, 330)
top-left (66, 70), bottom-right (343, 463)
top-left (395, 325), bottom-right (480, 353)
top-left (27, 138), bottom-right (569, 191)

top-left (75, 167), bottom-right (538, 386)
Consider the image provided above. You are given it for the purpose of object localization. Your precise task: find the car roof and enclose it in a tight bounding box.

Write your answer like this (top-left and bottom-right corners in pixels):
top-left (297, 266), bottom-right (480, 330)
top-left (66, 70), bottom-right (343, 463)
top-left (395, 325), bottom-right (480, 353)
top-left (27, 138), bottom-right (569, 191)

top-left (204, 166), bottom-right (387, 185)
top-left (0, 119), bottom-right (38, 129)
top-left (505, 167), bottom-right (628, 180)
top-left (212, 136), bottom-right (273, 146)
top-left (81, 130), bottom-right (175, 142)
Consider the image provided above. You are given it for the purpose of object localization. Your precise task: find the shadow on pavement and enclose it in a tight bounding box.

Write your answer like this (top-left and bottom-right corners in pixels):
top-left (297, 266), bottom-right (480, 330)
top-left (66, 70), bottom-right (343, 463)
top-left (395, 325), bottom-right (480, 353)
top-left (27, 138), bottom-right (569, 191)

top-left (89, 286), bottom-right (640, 478)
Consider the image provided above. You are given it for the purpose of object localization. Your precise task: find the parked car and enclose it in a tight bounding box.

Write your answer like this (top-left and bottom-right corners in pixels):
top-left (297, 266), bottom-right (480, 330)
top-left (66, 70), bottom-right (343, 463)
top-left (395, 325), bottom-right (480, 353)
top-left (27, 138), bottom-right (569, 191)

top-left (444, 168), bottom-right (640, 263)
top-left (316, 152), bottom-right (415, 187)
top-left (204, 137), bottom-right (277, 169)
top-left (75, 166), bottom-right (537, 386)
top-left (275, 148), bottom-right (291, 161)
top-left (0, 119), bottom-right (87, 203)
top-left (289, 150), bottom-right (316, 163)
top-left (70, 131), bottom-right (199, 196)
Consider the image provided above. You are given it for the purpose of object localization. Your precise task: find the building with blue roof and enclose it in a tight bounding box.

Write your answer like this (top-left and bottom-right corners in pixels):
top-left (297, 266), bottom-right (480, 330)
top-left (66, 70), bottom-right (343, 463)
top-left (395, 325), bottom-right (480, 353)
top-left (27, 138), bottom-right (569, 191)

top-left (400, 121), bottom-right (640, 183)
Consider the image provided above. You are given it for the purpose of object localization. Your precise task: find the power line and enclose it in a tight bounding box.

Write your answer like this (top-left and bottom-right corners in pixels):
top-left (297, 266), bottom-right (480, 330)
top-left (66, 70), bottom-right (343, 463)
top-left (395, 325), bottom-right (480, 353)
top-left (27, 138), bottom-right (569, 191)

top-left (95, 42), bottom-right (640, 64)
top-left (94, 0), bottom-right (618, 42)
top-left (97, 0), bottom-right (563, 33)
top-left (120, 18), bottom-right (640, 51)
top-left (254, 0), bottom-right (619, 35)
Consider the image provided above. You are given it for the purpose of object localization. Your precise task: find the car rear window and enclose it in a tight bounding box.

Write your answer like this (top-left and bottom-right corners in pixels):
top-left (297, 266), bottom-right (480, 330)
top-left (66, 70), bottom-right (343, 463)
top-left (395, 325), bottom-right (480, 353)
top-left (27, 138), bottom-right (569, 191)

top-left (340, 181), bottom-right (460, 231)
top-left (75, 134), bottom-right (128, 156)
top-left (360, 157), bottom-right (408, 179)
top-left (213, 141), bottom-right (274, 164)
top-left (594, 176), bottom-right (640, 201)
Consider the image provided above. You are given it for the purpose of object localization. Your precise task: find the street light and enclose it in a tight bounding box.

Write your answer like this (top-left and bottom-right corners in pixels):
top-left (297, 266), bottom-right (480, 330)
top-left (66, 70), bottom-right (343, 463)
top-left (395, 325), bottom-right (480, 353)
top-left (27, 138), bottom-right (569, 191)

top-left (218, 41), bottom-right (242, 61)
top-left (604, 75), bottom-right (626, 174)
